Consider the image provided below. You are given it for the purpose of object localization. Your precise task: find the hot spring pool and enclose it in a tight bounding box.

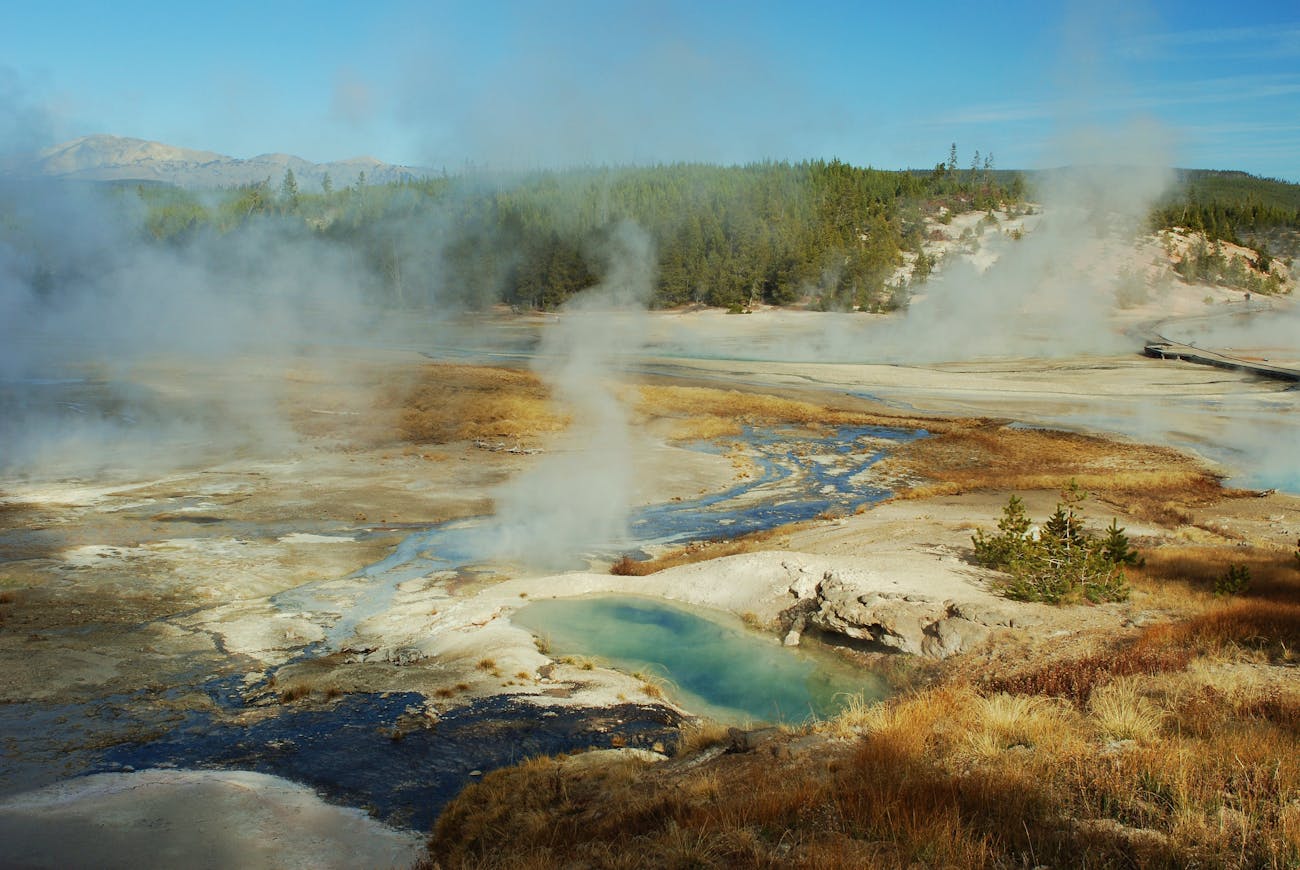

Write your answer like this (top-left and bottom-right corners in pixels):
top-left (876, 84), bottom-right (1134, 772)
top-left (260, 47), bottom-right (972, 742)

top-left (514, 595), bottom-right (887, 725)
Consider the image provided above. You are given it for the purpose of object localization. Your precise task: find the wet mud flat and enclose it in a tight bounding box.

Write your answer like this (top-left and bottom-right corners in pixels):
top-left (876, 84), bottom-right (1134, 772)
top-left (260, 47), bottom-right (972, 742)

top-left (0, 660), bottom-right (680, 831)
top-left (94, 692), bottom-right (682, 831)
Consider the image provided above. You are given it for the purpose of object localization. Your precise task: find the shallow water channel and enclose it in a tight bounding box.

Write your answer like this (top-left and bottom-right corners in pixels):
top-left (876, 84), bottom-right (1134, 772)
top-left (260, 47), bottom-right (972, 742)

top-left (274, 422), bottom-right (925, 649)
top-left (514, 595), bottom-right (886, 725)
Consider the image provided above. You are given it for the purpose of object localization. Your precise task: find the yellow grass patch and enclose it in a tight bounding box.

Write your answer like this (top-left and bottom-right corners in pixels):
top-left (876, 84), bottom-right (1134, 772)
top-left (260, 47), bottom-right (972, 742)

top-left (634, 383), bottom-right (951, 433)
top-left (880, 424), bottom-right (1224, 521)
top-left (395, 363), bottom-right (569, 445)
top-left (1088, 677), bottom-right (1166, 742)
top-left (609, 528), bottom-right (787, 576)
top-left (675, 718), bottom-right (733, 754)
top-left (965, 692), bottom-right (1080, 758)
top-left (663, 415), bottom-right (744, 441)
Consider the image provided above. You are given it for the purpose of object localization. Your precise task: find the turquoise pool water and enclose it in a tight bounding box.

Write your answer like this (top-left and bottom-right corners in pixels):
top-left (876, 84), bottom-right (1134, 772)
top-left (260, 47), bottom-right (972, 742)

top-left (514, 595), bottom-right (887, 725)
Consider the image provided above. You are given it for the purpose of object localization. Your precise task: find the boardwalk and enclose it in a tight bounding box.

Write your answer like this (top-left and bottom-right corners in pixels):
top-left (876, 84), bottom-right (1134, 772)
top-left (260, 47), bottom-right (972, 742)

top-left (1143, 340), bottom-right (1300, 383)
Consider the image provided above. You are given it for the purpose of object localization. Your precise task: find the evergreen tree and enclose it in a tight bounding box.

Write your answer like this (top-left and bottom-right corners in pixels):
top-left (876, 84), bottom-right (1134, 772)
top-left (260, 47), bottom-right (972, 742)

top-left (280, 168), bottom-right (300, 210)
top-left (1100, 519), bottom-right (1142, 567)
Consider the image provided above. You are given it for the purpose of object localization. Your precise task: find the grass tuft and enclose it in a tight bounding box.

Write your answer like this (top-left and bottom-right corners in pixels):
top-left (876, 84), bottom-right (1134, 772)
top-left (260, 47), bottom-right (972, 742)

top-left (609, 554), bottom-right (651, 576)
top-left (395, 363), bottom-right (568, 445)
top-left (278, 684), bottom-right (311, 703)
top-left (675, 718), bottom-right (732, 755)
top-left (1088, 677), bottom-right (1165, 742)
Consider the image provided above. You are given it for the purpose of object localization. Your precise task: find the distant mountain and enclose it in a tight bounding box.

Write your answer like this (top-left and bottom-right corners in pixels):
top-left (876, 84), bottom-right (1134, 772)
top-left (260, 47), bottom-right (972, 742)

top-left (9, 134), bottom-right (427, 190)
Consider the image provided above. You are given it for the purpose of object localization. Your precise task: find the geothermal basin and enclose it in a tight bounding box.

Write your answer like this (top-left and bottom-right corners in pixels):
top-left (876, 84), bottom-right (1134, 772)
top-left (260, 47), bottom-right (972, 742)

top-left (2, 302), bottom-right (1298, 865)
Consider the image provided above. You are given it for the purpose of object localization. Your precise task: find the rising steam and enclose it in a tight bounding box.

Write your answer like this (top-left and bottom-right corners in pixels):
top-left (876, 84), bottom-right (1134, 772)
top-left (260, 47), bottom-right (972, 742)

top-left (0, 175), bottom-right (380, 477)
top-left (885, 120), bottom-right (1176, 362)
top-left (487, 221), bottom-right (656, 568)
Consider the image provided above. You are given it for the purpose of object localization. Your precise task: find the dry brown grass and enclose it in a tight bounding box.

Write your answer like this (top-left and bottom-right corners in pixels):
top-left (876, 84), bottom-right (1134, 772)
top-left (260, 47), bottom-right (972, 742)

top-left (1087, 677), bottom-right (1166, 742)
top-left (880, 424), bottom-right (1225, 522)
top-left (393, 366), bottom-right (956, 456)
top-left (0, 590), bottom-right (16, 630)
top-left (427, 657), bottom-right (1300, 868)
top-left (277, 684), bottom-right (312, 703)
top-left (608, 554), bottom-right (652, 576)
top-left (429, 732), bottom-right (1007, 869)
top-left (663, 415), bottom-right (745, 441)
top-left (395, 363), bottom-right (568, 445)
top-left (608, 528), bottom-right (786, 576)
top-left (1164, 601), bottom-right (1300, 663)
top-left (981, 633), bottom-right (1192, 705)
top-left (1130, 544), bottom-right (1300, 663)
top-left (1138, 544), bottom-right (1299, 600)
top-left (964, 692), bottom-right (1082, 758)
top-left (675, 718), bottom-right (733, 754)
top-left (633, 383), bottom-right (953, 434)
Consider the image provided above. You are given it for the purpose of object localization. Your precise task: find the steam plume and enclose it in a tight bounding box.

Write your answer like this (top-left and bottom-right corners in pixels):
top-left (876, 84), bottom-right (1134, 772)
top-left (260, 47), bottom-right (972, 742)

top-left (488, 221), bottom-right (656, 568)
top-left (886, 121), bottom-right (1176, 362)
top-left (0, 175), bottom-right (380, 477)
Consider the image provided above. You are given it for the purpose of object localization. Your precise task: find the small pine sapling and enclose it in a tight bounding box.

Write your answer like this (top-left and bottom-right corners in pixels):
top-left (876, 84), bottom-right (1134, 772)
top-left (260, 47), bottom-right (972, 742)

top-left (1215, 564), bottom-right (1251, 597)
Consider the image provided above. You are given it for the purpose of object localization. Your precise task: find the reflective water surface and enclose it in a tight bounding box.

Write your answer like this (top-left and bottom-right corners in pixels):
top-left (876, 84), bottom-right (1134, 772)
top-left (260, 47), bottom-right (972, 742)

top-left (515, 595), bottom-right (887, 725)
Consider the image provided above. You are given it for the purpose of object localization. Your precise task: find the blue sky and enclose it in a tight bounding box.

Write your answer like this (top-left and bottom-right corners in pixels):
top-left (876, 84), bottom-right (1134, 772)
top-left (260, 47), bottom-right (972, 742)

top-left (3, 0), bottom-right (1299, 179)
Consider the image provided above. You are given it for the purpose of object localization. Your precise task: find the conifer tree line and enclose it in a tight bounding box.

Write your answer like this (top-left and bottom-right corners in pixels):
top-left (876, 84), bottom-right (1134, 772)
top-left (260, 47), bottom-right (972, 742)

top-left (1150, 170), bottom-right (1300, 246)
top-left (36, 157), bottom-right (1298, 313)
top-left (127, 155), bottom-right (1019, 312)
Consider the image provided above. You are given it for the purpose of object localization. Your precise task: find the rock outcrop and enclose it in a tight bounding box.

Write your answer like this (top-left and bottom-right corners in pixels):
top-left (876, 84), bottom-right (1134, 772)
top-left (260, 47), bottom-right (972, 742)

top-left (784, 569), bottom-right (1031, 659)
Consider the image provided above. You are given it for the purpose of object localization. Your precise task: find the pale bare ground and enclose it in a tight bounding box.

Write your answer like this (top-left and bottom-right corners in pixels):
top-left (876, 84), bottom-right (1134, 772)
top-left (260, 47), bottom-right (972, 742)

top-left (0, 769), bottom-right (423, 870)
top-left (639, 335), bottom-right (1298, 493)
top-left (2, 292), bottom-right (1298, 866)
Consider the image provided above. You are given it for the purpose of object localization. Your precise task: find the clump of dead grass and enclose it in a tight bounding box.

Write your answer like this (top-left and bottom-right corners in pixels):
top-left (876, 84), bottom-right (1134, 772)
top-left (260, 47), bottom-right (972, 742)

top-left (981, 633), bottom-right (1192, 705)
top-left (1088, 677), bottom-right (1166, 742)
top-left (607, 528), bottom-right (786, 577)
top-left (881, 424), bottom-right (1224, 522)
top-left (609, 554), bottom-right (652, 576)
top-left (395, 363), bottom-right (569, 445)
top-left (278, 683), bottom-right (312, 703)
top-left (634, 383), bottom-right (950, 434)
top-left (676, 718), bottom-right (732, 754)
top-left (964, 692), bottom-right (1080, 758)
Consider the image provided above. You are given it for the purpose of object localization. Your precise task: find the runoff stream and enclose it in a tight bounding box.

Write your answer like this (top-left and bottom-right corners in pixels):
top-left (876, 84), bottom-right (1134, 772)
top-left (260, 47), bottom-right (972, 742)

top-left (274, 423), bottom-right (924, 649)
